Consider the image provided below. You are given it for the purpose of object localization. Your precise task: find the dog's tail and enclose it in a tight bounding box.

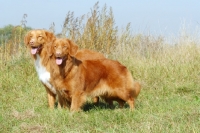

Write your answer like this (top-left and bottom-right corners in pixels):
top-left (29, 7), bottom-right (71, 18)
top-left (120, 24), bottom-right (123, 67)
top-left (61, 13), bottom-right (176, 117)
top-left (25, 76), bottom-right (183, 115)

top-left (133, 81), bottom-right (141, 98)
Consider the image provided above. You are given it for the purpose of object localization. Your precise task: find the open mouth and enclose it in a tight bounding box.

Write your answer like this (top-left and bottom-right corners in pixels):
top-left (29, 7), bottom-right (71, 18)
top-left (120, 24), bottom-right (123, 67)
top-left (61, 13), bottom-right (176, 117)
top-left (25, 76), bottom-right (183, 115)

top-left (31, 45), bottom-right (42, 55)
top-left (55, 57), bottom-right (63, 65)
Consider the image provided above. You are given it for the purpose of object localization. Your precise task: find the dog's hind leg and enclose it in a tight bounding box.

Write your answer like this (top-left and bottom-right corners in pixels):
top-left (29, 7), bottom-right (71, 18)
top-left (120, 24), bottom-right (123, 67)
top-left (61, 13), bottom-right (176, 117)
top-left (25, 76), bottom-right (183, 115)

top-left (93, 96), bottom-right (99, 106)
top-left (116, 99), bottom-right (125, 109)
top-left (127, 98), bottom-right (135, 110)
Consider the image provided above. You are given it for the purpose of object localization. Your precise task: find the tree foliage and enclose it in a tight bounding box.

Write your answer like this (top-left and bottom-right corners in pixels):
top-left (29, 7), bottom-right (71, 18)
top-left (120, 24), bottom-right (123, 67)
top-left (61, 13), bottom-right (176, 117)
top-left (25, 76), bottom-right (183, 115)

top-left (0, 24), bottom-right (31, 45)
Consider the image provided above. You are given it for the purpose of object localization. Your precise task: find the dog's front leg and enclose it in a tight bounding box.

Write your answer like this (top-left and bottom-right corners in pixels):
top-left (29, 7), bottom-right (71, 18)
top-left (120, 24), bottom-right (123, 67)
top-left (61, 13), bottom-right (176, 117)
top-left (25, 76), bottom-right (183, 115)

top-left (70, 91), bottom-right (86, 112)
top-left (57, 90), bottom-right (69, 109)
top-left (44, 85), bottom-right (56, 109)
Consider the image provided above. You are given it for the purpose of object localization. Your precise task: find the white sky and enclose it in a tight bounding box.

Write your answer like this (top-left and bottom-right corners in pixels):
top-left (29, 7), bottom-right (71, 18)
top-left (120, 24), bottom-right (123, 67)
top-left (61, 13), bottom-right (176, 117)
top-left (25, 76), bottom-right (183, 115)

top-left (1, 0), bottom-right (200, 36)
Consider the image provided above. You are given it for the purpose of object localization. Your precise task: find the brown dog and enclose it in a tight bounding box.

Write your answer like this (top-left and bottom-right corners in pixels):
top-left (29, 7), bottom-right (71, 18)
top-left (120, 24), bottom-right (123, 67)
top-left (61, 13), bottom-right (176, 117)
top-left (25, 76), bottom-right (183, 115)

top-left (48, 38), bottom-right (141, 111)
top-left (24, 29), bottom-right (106, 109)
top-left (24, 29), bottom-right (57, 109)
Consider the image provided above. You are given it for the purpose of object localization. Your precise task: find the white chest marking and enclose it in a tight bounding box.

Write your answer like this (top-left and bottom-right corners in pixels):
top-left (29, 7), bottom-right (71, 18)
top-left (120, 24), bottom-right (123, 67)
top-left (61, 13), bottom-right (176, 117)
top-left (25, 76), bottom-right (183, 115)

top-left (35, 54), bottom-right (56, 94)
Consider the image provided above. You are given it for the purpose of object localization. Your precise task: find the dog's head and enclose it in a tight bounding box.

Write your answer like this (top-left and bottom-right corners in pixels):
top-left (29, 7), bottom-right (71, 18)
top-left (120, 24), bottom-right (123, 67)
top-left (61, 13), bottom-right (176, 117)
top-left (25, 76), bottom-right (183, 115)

top-left (24, 29), bottom-right (55, 55)
top-left (48, 38), bottom-right (78, 65)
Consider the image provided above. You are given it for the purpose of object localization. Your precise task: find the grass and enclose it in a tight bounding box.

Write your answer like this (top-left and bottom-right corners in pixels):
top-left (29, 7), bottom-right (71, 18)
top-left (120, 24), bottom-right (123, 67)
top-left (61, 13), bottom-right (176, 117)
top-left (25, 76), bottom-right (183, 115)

top-left (0, 53), bottom-right (199, 132)
top-left (1, 2), bottom-right (200, 133)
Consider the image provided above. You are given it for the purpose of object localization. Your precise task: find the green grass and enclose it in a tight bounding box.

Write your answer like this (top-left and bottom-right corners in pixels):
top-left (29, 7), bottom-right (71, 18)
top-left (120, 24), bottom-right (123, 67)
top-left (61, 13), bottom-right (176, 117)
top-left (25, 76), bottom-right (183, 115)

top-left (1, 43), bottom-right (200, 132)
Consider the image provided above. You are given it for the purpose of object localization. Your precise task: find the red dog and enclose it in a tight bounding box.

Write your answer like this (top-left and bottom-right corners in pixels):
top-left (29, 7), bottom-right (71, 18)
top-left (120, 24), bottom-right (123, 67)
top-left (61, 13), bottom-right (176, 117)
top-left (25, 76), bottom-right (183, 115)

top-left (24, 30), bottom-right (106, 109)
top-left (48, 38), bottom-right (141, 111)
top-left (24, 29), bottom-right (57, 109)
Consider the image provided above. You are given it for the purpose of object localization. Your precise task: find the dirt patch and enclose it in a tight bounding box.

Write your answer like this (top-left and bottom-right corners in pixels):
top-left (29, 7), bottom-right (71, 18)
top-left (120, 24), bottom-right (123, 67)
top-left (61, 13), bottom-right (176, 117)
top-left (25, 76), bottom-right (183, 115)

top-left (11, 109), bottom-right (38, 120)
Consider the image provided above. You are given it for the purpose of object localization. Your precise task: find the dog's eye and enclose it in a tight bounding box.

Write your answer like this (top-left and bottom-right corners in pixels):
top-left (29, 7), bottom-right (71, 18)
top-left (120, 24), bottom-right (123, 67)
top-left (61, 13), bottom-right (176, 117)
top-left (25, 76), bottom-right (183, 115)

top-left (63, 46), bottom-right (67, 49)
top-left (54, 45), bottom-right (56, 48)
top-left (38, 35), bottom-right (42, 38)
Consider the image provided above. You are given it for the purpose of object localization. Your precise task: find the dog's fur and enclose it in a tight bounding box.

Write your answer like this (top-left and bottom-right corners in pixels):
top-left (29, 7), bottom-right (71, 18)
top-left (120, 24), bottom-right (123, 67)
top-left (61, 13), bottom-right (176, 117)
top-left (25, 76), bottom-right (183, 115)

top-left (24, 30), bottom-right (106, 109)
top-left (48, 38), bottom-right (141, 111)
top-left (75, 49), bottom-right (105, 61)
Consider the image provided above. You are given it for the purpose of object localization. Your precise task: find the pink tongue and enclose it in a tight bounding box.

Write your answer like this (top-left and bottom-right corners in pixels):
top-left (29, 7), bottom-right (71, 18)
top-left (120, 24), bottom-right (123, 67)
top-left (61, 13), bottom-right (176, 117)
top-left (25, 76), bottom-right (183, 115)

top-left (31, 48), bottom-right (38, 55)
top-left (56, 58), bottom-right (63, 65)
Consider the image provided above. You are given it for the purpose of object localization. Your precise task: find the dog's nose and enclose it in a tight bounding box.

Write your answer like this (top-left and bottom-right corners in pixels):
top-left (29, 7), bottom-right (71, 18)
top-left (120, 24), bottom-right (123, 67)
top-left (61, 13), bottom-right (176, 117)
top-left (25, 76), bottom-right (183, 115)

top-left (29, 40), bottom-right (34, 45)
top-left (56, 52), bottom-right (61, 57)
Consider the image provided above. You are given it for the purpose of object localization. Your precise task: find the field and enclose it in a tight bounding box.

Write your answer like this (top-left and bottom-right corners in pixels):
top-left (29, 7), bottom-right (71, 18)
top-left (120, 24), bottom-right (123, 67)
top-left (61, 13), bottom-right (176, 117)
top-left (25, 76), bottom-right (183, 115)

top-left (1, 3), bottom-right (200, 133)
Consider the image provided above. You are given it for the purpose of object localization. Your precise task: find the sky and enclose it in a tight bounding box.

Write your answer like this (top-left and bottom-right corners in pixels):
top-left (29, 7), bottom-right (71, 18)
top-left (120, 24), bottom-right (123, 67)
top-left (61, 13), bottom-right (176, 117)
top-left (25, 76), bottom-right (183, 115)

top-left (1, 0), bottom-right (200, 37)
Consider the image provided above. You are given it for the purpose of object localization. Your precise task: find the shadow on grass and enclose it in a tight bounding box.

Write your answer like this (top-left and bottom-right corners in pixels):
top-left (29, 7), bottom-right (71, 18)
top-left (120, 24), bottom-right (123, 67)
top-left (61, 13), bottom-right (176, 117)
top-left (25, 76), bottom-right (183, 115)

top-left (54, 100), bottom-right (138, 112)
top-left (82, 101), bottom-right (130, 112)
top-left (176, 86), bottom-right (194, 94)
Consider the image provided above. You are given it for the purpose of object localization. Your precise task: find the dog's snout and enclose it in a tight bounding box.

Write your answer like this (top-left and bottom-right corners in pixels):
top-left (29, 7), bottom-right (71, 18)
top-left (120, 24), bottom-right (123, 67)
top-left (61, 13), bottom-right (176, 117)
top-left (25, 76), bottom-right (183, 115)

top-left (56, 51), bottom-right (62, 57)
top-left (29, 39), bottom-right (34, 45)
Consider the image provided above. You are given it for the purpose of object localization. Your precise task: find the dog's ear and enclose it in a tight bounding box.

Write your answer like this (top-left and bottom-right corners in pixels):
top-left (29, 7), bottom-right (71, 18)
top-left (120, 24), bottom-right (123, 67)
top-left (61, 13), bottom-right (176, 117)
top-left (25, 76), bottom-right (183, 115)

top-left (67, 39), bottom-right (78, 56)
top-left (45, 30), bottom-right (56, 42)
top-left (24, 30), bottom-right (31, 46)
top-left (46, 38), bottom-right (56, 57)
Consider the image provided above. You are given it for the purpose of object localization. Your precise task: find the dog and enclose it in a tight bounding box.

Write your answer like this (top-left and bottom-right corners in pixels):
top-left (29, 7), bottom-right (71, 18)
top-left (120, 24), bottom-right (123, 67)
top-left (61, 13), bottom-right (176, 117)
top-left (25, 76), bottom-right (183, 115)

top-left (24, 29), bottom-right (106, 109)
top-left (24, 29), bottom-right (57, 109)
top-left (48, 38), bottom-right (141, 111)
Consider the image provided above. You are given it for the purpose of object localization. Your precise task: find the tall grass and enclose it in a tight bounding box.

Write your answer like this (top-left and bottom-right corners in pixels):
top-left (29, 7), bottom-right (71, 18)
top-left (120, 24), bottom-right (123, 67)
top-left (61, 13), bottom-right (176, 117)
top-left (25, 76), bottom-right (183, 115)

top-left (0, 2), bottom-right (200, 132)
top-left (0, 14), bottom-right (29, 70)
top-left (55, 2), bottom-right (118, 55)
